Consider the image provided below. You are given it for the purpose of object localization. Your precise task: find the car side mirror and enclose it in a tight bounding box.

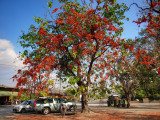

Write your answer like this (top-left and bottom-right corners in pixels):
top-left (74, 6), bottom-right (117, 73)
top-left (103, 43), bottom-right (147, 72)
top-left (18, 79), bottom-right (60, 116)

top-left (27, 103), bottom-right (30, 105)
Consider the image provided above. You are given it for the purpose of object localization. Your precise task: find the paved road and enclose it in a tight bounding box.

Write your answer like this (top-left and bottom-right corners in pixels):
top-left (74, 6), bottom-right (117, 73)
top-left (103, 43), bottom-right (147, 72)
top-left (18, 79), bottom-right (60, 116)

top-left (0, 105), bottom-right (15, 120)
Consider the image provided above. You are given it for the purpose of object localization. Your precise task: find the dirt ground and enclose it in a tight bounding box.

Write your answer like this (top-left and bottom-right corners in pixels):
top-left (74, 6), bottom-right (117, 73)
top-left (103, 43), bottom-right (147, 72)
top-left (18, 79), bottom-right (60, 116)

top-left (3, 103), bottom-right (160, 120)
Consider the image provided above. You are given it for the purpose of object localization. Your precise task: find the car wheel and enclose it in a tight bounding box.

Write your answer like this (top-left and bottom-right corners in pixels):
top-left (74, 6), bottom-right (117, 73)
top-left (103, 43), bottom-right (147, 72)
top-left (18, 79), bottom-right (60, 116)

top-left (13, 109), bottom-right (17, 113)
top-left (69, 105), bottom-right (76, 112)
top-left (42, 108), bottom-right (50, 115)
top-left (21, 108), bottom-right (26, 113)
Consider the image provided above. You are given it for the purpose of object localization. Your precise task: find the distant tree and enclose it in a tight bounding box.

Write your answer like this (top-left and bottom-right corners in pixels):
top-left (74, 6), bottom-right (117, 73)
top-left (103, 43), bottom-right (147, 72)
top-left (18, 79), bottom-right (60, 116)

top-left (131, 0), bottom-right (160, 100)
top-left (110, 39), bottom-right (139, 107)
top-left (98, 80), bottom-right (108, 98)
top-left (88, 80), bottom-right (108, 99)
top-left (135, 58), bottom-right (160, 99)
top-left (132, 0), bottom-right (160, 75)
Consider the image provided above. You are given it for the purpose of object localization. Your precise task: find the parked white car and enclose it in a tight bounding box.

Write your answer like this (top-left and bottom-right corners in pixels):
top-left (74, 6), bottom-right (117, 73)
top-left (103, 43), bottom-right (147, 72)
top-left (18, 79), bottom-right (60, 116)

top-left (33, 97), bottom-right (76, 115)
top-left (13, 100), bottom-right (35, 113)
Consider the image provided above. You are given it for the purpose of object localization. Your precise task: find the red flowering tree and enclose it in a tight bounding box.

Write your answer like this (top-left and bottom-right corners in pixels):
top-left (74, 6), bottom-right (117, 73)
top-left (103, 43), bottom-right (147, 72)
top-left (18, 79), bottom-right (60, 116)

top-left (109, 39), bottom-right (138, 107)
top-left (132, 0), bottom-right (160, 74)
top-left (12, 64), bottom-right (54, 99)
top-left (128, 0), bottom-right (160, 100)
top-left (13, 0), bottom-right (129, 112)
top-left (110, 0), bottom-right (160, 106)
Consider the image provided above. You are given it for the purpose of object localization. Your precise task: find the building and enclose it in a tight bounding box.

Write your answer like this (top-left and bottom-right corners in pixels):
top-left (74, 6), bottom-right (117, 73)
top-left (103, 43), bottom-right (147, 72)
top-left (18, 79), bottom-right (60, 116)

top-left (0, 85), bottom-right (18, 105)
top-left (49, 88), bottom-right (69, 98)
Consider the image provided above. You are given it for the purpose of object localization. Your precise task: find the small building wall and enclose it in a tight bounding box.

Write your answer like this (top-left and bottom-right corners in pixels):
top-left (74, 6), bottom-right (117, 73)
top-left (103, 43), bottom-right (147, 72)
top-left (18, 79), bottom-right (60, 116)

top-left (0, 85), bottom-right (18, 105)
top-left (0, 96), bottom-right (10, 105)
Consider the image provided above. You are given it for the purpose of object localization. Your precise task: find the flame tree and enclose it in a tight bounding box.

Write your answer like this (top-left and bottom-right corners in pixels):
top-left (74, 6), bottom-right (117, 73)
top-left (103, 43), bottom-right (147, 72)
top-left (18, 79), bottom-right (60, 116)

top-left (132, 0), bottom-right (160, 74)
top-left (131, 0), bottom-right (160, 100)
top-left (109, 0), bottom-right (160, 107)
top-left (13, 0), bottom-right (129, 113)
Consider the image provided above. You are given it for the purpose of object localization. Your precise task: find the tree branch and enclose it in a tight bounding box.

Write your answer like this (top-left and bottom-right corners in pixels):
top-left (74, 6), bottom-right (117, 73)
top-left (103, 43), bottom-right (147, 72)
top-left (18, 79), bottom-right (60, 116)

top-left (129, 3), bottom-right (150, 11)
top-left (129, 2), bottom-right (160, 14)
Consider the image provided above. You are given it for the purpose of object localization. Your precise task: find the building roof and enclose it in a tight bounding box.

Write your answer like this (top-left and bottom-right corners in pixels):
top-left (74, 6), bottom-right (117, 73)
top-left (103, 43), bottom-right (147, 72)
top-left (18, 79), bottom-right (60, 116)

top-left (49, 88), bottom-right (68, 96)
top-left (0, 85), bottom-right (19, 92)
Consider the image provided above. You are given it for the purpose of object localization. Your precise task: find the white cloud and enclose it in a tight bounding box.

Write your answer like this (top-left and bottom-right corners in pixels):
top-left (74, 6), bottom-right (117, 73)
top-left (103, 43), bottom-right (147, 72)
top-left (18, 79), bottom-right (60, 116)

top-left (0, 39), bottom-right (59, 87)
top-left (0, 39), bottom-right (23, 69)
top-left (0, 39), bottom-right (24, 87)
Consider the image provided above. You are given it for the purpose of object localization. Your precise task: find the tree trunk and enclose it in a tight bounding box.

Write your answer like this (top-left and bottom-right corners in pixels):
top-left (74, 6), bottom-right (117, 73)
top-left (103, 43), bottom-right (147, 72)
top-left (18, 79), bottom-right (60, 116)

top-left (126, 93), bottom-right (131, 108)
top-left (81, 90), bottom-right (89, 113)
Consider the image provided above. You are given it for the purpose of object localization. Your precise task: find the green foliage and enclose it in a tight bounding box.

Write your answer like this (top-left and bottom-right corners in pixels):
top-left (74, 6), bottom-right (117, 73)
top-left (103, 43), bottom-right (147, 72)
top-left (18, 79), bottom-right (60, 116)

top-left (102, 3), bottom-right (127, 22)
top-left (47, 1), bottom-right (53, 8)
top-left (33, 17), bottom-right (44, 24)
top-left (9, 96), bottom-right (14, 100)
top-left (48, 79), bottom-right (54, 85)
top-left (95, 94), bottom-right (101, 99)
top-left (40, 91), bottom-right (48, 97)
top-left (18, 92), bottom-right (35, 101)
top-left (58, 0), bottom-right (68, 3)
top-left (135, 62), bottom-right (160, 98)
top-left (135, 90), bottom-right (146, 99)
top-left (65, 87), bottom-right (78, 96)
top-left (68, 77), bottom-right (79, 85)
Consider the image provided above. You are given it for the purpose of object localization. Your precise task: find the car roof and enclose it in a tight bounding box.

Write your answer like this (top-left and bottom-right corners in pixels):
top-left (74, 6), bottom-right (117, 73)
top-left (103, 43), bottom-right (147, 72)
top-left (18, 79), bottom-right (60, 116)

top-left (38, 97), bottom-right (48, 99)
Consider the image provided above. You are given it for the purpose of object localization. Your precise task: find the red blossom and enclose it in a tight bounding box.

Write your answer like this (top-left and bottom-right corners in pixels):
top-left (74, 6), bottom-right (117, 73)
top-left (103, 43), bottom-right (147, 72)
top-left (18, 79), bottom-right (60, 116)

top-left (52, 8), bottom-right (59, 13)
top-left (157, 68), bottom-right (160, 75)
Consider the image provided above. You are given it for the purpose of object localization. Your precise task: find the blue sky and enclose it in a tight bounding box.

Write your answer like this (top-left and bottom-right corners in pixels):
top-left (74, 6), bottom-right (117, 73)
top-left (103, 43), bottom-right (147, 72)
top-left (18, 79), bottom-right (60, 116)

top-left (0, 0), bottom-right (145, 87)
top-left (0, 0), bottom-right (53, 52)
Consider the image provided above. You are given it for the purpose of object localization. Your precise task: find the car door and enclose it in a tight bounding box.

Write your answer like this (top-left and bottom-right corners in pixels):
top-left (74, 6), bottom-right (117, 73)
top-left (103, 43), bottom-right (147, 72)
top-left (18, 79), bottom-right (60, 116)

top-left (47, 98), bottom-right (54, 112)
top-left (25, 101), bottom-right (32, 111)
top-left (53, 98), bottom-right (61, 112)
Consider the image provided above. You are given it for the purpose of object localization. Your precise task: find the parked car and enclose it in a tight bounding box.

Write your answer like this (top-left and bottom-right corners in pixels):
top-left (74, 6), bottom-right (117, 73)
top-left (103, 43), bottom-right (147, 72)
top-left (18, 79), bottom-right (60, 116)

top-left (33, 97), bottom-right (76, 115)
top-left (13, 100), bottom-right (35, 113)
top-left (107, 95), bottom-right (119, 107)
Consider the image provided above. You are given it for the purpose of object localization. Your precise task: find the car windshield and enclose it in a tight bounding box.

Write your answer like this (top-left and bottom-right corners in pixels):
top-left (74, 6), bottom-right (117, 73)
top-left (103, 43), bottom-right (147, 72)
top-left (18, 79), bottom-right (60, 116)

top-left (21, 101), bottom-right (29, 105)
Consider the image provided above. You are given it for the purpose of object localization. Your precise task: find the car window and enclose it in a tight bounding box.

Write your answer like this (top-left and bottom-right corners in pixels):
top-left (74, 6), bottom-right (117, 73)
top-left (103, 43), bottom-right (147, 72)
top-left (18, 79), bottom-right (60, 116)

top-left (36, 99), bottom-right (46, 104)
top-left (36, 98), bottom-right (53, 104)
top-left (54, 98), bottom-right (60, 103)
top-left (61, 99), bottom-right (67, 103)
top-left (54, 98), bottom-right (58, 103)
top-left (54, 98), bottom-right (67, 103)
top-left (67, 99), bottom-right (75, 102)
top-left (47, 99), bottom-right (53, 103)
top-left (27, 101), bottom-right (31, 105)
top-left (21, 101), bottom-right (28, 105)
